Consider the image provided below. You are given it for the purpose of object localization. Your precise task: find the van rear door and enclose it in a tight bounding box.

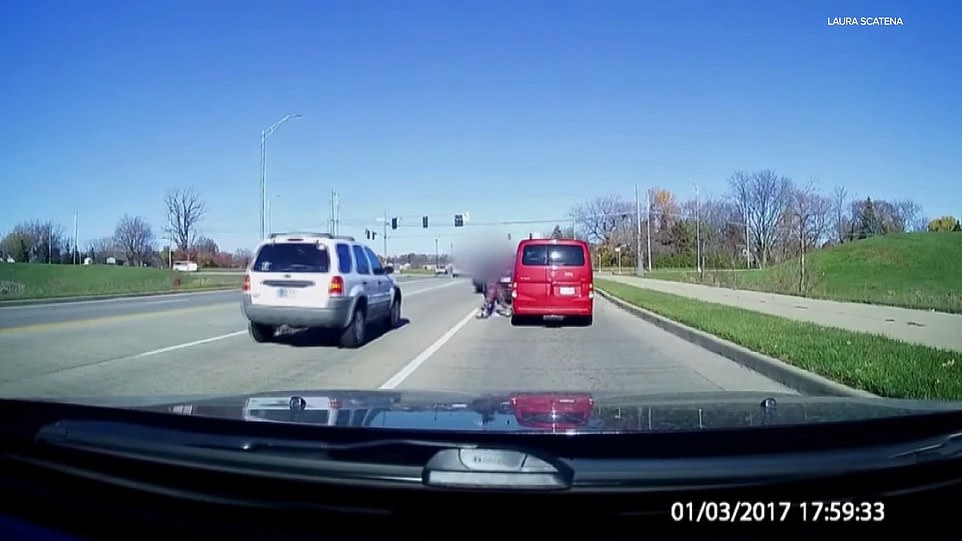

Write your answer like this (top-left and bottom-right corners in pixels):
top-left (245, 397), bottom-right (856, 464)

top-left (545, 241), bottom-right (590, 308)
top-left (514, 242), bottom-right (549, 304)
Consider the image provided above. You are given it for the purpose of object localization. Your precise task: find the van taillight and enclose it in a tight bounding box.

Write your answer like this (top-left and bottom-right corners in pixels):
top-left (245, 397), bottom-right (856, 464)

top-left (329, 276), bottom-right (344, 296)
top-left (242, 274), bottom-right (250, 293)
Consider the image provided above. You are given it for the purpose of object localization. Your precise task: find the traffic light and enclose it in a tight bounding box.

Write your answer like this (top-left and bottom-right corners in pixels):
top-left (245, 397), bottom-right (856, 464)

top-left (365, 229), bottom-right (371, 239)
top-left (454, 214), bottom-right (464, 227)
top-left (372, 231), bottom-right (377, 240)
top-left (422, 216), bottom-right (429, 228)
top-left (391, 217), bottom-right (398, 230)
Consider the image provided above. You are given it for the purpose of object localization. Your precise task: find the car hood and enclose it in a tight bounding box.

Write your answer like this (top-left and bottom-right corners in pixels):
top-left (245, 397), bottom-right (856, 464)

top-left (38, 389), bottom-right (962, 433)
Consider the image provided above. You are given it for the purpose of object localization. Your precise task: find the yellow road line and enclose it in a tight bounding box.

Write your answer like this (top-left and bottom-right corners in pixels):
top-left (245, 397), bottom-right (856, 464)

top-left (0, 302), bottom-right (238, 336)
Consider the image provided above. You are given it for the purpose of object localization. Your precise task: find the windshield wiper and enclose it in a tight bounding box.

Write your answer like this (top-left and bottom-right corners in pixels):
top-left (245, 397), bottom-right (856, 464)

top-left (34, 420), bottom-right (573, 490)
top-left (32, 420), bottom-right (962, 492)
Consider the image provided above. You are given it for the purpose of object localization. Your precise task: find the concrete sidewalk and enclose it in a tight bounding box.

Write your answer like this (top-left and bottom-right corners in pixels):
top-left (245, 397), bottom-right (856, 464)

top-left (599, 274), bottom-right (962, 353)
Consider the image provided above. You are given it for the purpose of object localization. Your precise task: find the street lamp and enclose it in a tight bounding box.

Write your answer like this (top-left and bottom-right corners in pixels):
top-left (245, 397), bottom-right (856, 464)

top-left (435, 238), bottom-right (439, 269)
top-left (260, 113), bottom-right (302, 239)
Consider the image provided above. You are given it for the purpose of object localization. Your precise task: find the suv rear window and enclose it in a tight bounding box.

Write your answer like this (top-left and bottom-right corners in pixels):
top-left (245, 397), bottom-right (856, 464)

top-left (253, 243), bottom-right (331, 273)
top-left (520, 244), bottom-right (586, 267)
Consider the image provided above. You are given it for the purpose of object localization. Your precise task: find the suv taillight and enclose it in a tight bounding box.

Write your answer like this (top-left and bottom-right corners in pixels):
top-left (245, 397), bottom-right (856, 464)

top-left (242, 274), bottom-right (250, 293)
top-left (329, 276), bottom-right (344, 297)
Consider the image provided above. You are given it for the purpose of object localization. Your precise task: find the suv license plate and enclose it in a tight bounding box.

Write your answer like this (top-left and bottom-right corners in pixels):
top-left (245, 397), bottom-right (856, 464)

top-left (277, 288), bottom-right (295, 298)
top-left (560, 287), bottom-right (575, 296)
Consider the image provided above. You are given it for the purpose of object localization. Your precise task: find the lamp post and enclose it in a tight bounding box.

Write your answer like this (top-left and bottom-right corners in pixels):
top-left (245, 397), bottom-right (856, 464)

top-left (260, 113), bottom-right (302, 239)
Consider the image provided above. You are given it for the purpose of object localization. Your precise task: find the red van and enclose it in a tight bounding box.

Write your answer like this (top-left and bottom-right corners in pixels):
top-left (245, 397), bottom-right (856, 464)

top-left (510, 238), bottom-right (593, 325)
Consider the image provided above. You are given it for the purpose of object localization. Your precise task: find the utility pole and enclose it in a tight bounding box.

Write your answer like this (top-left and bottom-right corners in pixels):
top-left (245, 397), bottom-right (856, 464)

top-left (635, 184), bottom-right (642, 276)
top-left (73, 210), bottom-right (79, 265)
top-left (744, 204), bottom-right (751, 268)
top-left (694, 182), bottom-right (701, 274)
top-left (382, 210), bottom-right (388, 255)
top-left (435, 238), bottom-right (439, 269)
top-left (646, 187), bottom-right (652, 271)
top-left (329, 189), bottom-right (336, 234)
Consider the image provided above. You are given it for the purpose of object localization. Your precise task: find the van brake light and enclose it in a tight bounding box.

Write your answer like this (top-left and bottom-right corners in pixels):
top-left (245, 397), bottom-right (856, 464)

top-left (329, 276), bottom-right (344, 297)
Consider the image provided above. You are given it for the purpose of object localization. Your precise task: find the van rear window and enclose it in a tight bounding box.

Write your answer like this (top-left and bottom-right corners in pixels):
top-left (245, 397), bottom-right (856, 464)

top-left (253, 243), bottom-right (330, 273)
top-left (520, 244), bottom-right (586, 267)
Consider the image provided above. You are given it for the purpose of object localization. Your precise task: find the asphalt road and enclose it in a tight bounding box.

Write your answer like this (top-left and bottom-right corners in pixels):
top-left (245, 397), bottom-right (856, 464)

top-left (0, 276), bottom-right (794, 402)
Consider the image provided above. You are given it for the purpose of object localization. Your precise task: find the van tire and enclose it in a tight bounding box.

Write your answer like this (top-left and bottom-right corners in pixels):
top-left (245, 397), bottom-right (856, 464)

top-left (340, 306), bottom-right (367, 349)
top-left (249, 322), bottom-right (275, 343)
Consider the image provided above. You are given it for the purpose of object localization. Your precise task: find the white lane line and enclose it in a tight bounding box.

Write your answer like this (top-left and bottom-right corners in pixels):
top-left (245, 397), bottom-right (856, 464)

top-left (145, 299), bottom-right (190, 306)
top-left (402, 279), bottom-right (462, 297)
top-left (120, 331), bottom-right (248, 361)
top-left (379, 307), bottom-right (478, 390)
top-left (110, 278), bottom-right (463, 360)
top-left (0, 289), bottom-right (237, 311)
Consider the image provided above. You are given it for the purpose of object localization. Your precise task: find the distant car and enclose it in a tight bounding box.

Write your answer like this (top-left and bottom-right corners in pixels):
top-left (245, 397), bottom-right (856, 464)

top-left (510, 238), bottom-right (593, 325)
top-left (172, 261), bottom-right (198, 272)
top-left (241, 232), bottom-right (400, 348)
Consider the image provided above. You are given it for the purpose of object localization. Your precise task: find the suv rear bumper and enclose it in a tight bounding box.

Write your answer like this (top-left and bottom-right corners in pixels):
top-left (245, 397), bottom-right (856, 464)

top-left (242, 296), bottom-right (355, 329)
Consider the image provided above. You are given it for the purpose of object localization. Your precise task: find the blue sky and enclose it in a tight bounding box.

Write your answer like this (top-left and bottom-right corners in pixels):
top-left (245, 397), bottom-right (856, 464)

top-left (2, 0), bottom-right (959, 255)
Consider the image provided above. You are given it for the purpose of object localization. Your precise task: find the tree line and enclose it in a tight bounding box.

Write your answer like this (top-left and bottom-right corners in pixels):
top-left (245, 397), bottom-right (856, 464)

top-left (563, 169), bottom-right (959, 269)
top-left (0, 186), bottom-right (253, 269)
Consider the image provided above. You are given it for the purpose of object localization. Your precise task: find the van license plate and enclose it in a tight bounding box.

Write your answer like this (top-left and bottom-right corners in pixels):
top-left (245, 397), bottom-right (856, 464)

top-left (560, 287), bottom-right (575, 296)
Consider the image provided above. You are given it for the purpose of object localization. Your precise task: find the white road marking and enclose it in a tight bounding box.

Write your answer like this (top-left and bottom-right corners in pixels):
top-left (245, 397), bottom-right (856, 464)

top-left (402, 280), bottom-right (462, 297)
top-left (120, 331), bottom-right (248, 361)
top-left (0, 289), bottom-right (237, 310)
top-left (107, 277), bottom-right (464, 361)
top-left (379, 307), bottom-right (477, 390)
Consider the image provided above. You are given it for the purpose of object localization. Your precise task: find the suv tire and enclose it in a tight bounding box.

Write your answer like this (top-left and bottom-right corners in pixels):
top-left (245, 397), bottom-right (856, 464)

top-left (340, 306), bottom-right (367, 349)
top-left (249, 322), bottom-right (275, 343)
top-left (386, 296), bottom-right (401, 330)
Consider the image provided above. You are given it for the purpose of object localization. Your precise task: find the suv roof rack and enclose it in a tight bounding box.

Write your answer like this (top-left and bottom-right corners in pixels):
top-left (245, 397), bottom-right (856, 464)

top-left (267, 232), bottom-right (356, 242)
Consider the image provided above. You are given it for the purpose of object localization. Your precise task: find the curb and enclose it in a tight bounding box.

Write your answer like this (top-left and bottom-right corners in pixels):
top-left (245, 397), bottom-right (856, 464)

top-left (0, 287), bottom-right (240, 307)
top-left (595, 288), bottom-right (877, 398)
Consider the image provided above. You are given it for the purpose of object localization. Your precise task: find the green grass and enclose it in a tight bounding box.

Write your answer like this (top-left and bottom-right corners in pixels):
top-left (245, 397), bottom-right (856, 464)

top-left (643, 232), bottom-right (962, 313)
top-left (399, 268), bottom-right (435, 275)
top-left (0, 264), bottom-right (243, 301)
top-left (595, 278), bottom-right (962, 400)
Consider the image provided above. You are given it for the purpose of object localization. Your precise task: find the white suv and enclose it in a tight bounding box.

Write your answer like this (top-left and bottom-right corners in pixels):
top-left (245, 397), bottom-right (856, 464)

top-left (241, 232), bottom-right (400, 348)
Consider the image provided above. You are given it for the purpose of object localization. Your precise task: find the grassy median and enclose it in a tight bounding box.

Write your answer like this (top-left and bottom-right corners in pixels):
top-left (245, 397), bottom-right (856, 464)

top-left (595, 278), bottom-right (962, 401)
top-left (0, 264), bottom-right (243, 301)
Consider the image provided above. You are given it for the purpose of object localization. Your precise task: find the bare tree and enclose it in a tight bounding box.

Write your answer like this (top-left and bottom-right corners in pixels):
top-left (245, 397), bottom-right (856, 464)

top-left (233, 248), bottom-right (254, 268)
top-left (569, 195), bottom-right (632, 246)
top-left (114, 215), bottom-right (156, 266)
top-left (164, 187), bottom-right (207, 252)
top-left (786, 181), bottom-right (832, 293)
top-left (831, 185), bottom-right (851, 244)
top-left (87, 237), bottom-right (120, 262)
top-left (0, 220), bottom-right (65, 263)
top-left (728, 170), bottom-right (793, 267)
top-left (893, 199), bottom-right (925, 232)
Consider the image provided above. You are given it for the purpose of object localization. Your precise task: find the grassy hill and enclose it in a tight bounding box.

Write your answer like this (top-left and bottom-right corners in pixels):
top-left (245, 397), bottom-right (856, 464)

top-left (0, 264), bottom-right (242, 301)
top-left (643, 232), bottom-right (962, 313)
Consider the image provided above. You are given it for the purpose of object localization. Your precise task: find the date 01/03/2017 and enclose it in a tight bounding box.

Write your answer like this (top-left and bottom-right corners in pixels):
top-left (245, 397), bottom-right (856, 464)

top-left (670, 501), bottom-right (886, 523)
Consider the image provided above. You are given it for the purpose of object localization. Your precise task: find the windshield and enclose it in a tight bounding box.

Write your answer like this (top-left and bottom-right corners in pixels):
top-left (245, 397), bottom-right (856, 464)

top-left (2, 2), bottom-right (960, 439)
